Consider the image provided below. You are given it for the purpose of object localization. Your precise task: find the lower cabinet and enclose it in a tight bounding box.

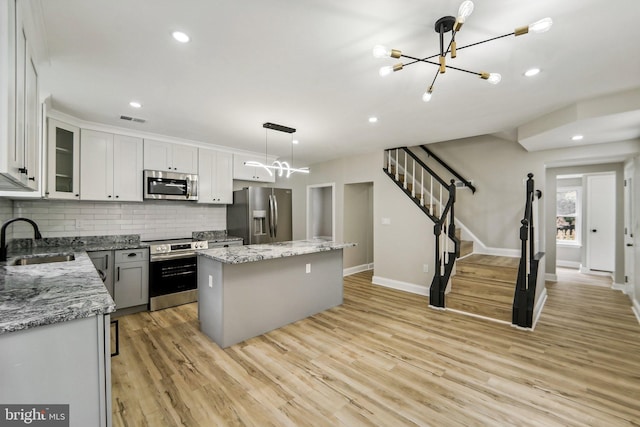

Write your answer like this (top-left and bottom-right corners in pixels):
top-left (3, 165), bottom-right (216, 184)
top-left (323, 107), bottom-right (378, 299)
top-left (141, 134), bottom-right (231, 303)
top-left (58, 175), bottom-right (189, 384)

top-left (0, 314), bottom-right (112, 427)
top-left (114, 249), bottom-right (148, 309)
top-left (88, 250), bottom-right (114, 298)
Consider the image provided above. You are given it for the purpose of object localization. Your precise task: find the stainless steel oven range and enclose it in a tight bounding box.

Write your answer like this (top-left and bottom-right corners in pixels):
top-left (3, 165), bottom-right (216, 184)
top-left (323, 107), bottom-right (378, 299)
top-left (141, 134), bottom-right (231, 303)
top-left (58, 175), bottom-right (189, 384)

top-left (146, 238), bottom-right (208, 311)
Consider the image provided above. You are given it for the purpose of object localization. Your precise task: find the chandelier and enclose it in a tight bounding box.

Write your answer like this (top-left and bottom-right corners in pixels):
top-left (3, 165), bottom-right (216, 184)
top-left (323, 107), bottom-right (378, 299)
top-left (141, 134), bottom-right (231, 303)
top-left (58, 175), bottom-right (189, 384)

top-left (373, 1), bottom-right (552, 102)
top-left (244, 122), bottom-right (310, 178)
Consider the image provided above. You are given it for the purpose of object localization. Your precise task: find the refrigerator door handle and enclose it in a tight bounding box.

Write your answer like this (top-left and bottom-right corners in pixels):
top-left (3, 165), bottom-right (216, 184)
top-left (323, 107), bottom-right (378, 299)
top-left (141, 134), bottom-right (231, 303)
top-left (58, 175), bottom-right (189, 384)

top-left (268, 195), bottom-right (274, 238)
top-left (273, 194), bottom-right (278, 238)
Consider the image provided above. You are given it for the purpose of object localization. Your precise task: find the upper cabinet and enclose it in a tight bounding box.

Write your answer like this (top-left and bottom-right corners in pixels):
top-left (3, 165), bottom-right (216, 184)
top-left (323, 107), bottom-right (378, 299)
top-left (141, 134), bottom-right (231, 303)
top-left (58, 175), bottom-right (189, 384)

top-left (47, 119), bottom-right (80, 199)
top-left (0, 0), bottom-right (42, 191)
top-left (143, 139), bottom-right (197, 174)
top-left (233, 153), bottom-right (276, 183)
top-left (198, 148), bottom-right (233, 204)
top-left (80, 130), bottom-right (143, 201)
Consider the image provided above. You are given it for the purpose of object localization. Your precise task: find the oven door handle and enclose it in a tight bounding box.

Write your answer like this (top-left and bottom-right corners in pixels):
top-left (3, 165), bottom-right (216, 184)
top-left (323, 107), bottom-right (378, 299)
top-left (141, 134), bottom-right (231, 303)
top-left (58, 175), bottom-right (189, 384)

top-left (150, 253), bottom-right (197, 262)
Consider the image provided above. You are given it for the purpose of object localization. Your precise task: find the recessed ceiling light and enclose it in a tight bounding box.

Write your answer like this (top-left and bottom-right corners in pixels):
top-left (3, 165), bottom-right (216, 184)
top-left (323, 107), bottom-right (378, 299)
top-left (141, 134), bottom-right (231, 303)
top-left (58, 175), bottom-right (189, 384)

top-left (368, 117), bottom-right (378, 123)
top-left (571, 135), bottom-right (584, 141)
top-left (524, 68), bottom-right (541, 77)
top-left (172, 31), bottom-right (190, 43)
top-left (129, 101), bottom-right (142, 108)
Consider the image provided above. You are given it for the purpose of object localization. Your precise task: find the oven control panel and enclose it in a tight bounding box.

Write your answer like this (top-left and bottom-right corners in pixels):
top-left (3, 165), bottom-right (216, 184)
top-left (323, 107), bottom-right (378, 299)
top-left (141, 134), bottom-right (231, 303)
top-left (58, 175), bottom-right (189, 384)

top-left (149, 240), bottom-right (208, 255)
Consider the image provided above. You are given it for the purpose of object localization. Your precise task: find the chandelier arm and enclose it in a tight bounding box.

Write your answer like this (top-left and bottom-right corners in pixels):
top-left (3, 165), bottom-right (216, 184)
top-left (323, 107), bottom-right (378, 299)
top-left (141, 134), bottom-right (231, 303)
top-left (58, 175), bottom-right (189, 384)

top-left (428, 67), bottom-right (440, 90)
top-left (401, 53), bottom-right (479, 75)
top-left (454, 32), bottom-right (515, 52)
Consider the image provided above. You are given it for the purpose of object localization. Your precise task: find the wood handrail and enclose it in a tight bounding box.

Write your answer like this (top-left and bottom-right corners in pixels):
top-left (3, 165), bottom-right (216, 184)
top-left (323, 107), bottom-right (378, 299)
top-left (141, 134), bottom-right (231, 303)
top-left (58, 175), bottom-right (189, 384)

top-left (420, 145), bottom-right (477, 193)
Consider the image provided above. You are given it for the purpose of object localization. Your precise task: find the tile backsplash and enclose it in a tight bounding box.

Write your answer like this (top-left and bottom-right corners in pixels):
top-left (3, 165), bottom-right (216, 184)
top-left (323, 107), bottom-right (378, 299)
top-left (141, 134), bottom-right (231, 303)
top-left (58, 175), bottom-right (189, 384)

top-left (3, 199), bottom-right (226, 241)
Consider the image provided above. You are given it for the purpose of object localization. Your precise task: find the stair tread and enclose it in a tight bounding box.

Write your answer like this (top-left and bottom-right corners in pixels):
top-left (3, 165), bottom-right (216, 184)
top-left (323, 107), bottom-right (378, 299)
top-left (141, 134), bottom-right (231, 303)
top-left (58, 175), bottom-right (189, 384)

top-left (446, 295), bottom-right (512, 322)
top-left (457, 254), bottom-right (520, 269)
top-left (452, 275), bottom-right (515, 290)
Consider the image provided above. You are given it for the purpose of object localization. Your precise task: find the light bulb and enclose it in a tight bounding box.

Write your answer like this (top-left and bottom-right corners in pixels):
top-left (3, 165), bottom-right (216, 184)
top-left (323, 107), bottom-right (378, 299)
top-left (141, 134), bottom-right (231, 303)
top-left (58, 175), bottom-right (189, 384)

top-left (373, 45), bottom-right (390, 58)
top-left (458, 1), bottom-right (474, 20)
top-left (422, 88), bottom-right (433, 102)
top-left (528, 17), bottom-right (553, 34)
top-left (481, 72), bottom-right (501, 84)
top-left (487, 73), bottom-right (502, 84)
top-left (379, 66), bottom-right (393, 77)
top-left (524, 68), bottom-right (540, 77)
top-left (172, 31), bottom-right (190, 43)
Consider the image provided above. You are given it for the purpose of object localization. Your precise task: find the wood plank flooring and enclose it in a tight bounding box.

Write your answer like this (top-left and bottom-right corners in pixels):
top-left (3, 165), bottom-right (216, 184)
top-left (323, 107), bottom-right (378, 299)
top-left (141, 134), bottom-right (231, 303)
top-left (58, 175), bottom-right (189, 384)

top-left (111, 270), bottom-right (640, 426)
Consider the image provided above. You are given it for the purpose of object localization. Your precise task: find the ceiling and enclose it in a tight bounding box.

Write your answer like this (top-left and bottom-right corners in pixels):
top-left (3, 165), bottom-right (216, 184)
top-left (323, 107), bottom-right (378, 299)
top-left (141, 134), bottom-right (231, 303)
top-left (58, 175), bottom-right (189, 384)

top-left (31, 0), bottom-right (640, 166)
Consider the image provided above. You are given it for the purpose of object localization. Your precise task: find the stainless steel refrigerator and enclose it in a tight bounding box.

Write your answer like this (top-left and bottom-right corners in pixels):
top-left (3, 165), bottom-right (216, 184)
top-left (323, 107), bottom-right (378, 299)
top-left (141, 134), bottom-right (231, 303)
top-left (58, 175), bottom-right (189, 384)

top-left (227, 187), bottom-right (293, 244)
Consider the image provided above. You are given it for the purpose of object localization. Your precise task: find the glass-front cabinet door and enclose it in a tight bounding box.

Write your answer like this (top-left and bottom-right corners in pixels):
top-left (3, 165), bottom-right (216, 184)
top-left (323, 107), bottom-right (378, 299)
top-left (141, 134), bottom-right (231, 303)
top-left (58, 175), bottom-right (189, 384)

top-left (47, 118), bottom-right (80, 199)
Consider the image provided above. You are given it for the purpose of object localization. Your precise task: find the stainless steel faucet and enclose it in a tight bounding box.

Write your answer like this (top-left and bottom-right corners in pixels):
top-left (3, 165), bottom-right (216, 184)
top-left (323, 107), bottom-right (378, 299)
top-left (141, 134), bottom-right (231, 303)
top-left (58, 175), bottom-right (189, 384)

top-left (0, 218), bottom-right (43, 262)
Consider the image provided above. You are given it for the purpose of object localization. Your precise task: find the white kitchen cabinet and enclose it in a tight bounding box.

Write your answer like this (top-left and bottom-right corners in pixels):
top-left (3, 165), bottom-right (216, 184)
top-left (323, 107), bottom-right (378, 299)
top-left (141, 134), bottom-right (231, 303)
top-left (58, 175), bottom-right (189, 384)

top-left (0, 314), bottom-right (112, 427)
top-left (80, 129), bottom-right (143, 201)
top-left (114, 249), bottom-right (149, 309)
top-left (233, 153), bottom-right (276, 183)
top-left (198, 148), bottom-right (233, 204)
top-left (47, 119), bottom-right (80, 199)
top-left (143, 139), bottom-right (198, 173)
top-left (0, 0), bottom-right (42, 191)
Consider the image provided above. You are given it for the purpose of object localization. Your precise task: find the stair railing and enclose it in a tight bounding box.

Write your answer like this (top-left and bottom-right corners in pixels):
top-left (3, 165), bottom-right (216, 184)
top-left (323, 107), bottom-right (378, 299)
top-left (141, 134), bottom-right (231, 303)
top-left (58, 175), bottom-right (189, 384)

top-left (513, 173), bottom-right (543, 328)
top-left (384, 147), bottom-right (460, 308)
top-left (420, 145), bottom-right (476, 193)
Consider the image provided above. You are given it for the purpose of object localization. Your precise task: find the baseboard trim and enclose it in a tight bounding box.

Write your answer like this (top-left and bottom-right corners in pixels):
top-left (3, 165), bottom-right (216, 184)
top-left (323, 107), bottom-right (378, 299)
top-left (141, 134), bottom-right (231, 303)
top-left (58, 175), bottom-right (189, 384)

top-left (371, 275), bottom-right (429, 296)
top-left (344, 263), bottom-right (373, 277)
top-left (531, 287), bottom-right (548, 330)
top-left (632, 299), bottom-right (640, 325)
top-left (446, 307), bottom-right (511, 326)
top-left (545, 273), bottom-right (558, 282)
top-left (557, 260), bottom-right (581, 269)
top-left (611, 282), bottom-right (626, 292)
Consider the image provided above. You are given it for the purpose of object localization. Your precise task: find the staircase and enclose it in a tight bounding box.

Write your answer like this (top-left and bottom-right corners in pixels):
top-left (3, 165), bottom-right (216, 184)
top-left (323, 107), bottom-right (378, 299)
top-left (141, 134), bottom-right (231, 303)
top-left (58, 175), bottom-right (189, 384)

top-left (447, 254), bottom-right (519, 323)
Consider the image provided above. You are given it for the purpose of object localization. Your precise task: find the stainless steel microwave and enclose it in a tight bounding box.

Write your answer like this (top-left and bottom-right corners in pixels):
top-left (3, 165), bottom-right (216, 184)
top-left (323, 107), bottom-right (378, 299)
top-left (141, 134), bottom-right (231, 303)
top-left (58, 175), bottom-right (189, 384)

top-left (143, 170), bottom-right (198, 201)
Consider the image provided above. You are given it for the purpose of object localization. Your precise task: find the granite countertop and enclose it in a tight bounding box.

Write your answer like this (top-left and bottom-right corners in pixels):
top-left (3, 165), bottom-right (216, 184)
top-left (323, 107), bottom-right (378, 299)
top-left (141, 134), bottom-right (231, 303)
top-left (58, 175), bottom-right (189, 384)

top-left (197, 239), bottom-right (356, 264)
top-left (192, 230), bottom-right (243, 244)
top-left (0, 234), bottom-right (146, 335)
top-left (0, 251), bottom-right (115, 335)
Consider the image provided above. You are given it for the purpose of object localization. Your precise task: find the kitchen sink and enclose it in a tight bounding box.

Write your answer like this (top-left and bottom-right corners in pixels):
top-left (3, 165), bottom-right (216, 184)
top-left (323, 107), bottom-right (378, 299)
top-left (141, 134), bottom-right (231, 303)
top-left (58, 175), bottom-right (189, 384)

top-left (12, 254), bottom-right (76, 266)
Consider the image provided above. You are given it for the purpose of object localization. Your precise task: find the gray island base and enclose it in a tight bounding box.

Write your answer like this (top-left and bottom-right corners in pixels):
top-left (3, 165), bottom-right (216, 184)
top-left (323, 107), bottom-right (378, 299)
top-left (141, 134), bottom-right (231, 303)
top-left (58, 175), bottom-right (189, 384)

top-left (197, 240), bottom-right (354, 348)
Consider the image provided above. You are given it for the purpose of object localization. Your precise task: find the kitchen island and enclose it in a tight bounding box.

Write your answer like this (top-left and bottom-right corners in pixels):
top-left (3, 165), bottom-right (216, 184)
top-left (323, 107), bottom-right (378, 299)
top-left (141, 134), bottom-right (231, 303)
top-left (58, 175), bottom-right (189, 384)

top-left (196, 240), bottom-right (355, 348)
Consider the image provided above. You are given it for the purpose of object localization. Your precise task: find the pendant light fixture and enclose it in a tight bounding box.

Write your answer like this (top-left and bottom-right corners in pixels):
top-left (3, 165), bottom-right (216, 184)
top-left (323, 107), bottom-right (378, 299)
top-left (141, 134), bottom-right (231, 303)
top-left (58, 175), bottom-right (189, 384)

top-left (244, 122), bottom-right (310, 178)
top-left (373, 1), bottom-right (552, 102)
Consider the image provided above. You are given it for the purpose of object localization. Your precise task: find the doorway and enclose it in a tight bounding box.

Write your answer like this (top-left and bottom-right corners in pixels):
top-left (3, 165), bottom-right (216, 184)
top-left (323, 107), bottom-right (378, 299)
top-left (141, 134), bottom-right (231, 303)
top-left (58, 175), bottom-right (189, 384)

top-left (344, 182), bottom-right (374, 274)
top-left (307, 183), bottom-right (335, 240)
top-left (624, 163), bottom-right (635, 297)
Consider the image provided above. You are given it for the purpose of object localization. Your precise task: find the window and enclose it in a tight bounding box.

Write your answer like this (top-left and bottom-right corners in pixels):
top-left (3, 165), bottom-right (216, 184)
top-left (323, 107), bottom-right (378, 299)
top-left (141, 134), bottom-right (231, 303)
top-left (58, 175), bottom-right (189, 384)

top-left (556, 187), bottom-right (581, 244)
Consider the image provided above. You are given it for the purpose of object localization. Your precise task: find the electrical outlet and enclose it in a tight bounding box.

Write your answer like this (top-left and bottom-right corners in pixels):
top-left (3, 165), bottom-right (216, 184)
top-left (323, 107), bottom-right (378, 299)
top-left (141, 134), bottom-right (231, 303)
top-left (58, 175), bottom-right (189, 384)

top-left (208, 275), bottom-right (213, 288)
top-left (75, 219), bottom-right (82, 229)
top-left (423, 264), bottom-right (429, 273)
top-left (306, 263), bottom-right (311, 274)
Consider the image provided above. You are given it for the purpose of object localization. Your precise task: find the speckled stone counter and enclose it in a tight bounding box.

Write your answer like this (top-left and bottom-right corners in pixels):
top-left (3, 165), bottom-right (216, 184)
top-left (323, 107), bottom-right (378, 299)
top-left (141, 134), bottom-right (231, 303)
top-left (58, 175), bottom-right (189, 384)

top-left (192, 230), bottom-right (243, 244)
top-left (196, 239), bottom-right (356, 264)
top-left (0, 235), bottom-right (145, 335)
top-left (0, 251), bottom-right (115, 334)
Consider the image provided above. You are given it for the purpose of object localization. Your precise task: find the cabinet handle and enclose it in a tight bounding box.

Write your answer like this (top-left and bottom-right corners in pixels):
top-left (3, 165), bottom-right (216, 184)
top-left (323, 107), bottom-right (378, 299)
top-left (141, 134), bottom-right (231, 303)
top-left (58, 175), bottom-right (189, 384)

top-left (105, 254), bottom-right (109, 267)
top-left (28, 177), bottom-right (35, 181)
top-left (108, 195), bottom-right (112, 198)
top-left (128, 252), bottom-right (137, 258)
top-left (75, 194), bottom-right (79, 197)
top-left (115, 195), bottom-right (119, 198)
top-left (117, 266), bottom-right (120, 281)
top-left (18, 167), bottom-right (28, 174)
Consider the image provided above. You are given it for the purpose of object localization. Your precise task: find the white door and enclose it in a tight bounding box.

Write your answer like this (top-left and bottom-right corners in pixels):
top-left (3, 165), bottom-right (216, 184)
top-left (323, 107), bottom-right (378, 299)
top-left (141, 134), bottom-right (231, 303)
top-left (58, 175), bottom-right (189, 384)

top-left (586, 173), bottom-right (616, 272)
top-left (624, 166), bottom-right (635, 296)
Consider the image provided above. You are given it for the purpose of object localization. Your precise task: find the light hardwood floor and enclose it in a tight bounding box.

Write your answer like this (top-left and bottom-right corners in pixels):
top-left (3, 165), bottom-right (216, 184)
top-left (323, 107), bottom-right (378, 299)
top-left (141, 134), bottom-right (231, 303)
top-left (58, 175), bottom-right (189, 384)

top-left (112, 271), bottom-right (640, 426)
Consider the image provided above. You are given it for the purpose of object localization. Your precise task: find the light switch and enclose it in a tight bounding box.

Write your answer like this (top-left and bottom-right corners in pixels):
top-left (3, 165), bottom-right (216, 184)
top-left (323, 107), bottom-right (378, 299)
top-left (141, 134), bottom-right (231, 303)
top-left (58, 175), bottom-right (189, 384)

top-left (208, 275), bottom-right (213, 288)
top-left (306, 263), bottom-right (311, 274)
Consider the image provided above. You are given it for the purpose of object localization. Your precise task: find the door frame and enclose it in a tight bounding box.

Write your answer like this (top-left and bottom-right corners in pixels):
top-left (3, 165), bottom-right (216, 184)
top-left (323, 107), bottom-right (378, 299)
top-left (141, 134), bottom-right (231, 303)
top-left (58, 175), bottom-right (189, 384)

top-left (624, 162), bottom-right (635, 297)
